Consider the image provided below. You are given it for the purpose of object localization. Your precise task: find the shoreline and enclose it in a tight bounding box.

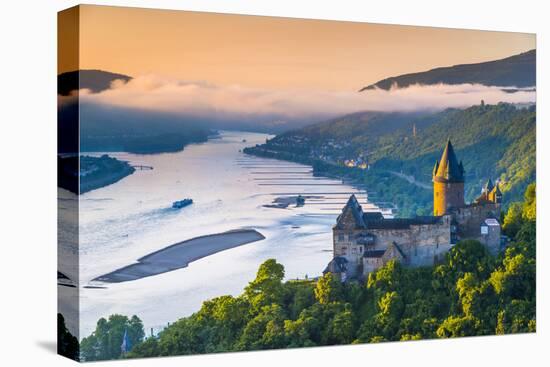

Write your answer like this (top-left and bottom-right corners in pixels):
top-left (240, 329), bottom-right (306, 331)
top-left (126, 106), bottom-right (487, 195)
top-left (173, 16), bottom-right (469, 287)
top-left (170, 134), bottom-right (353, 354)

top-left (58, 154), bottom-right (136, 195)
top-left (80, 163), bottom-right (135, 194)
top-left (92, 229), bottom-right (266, 283)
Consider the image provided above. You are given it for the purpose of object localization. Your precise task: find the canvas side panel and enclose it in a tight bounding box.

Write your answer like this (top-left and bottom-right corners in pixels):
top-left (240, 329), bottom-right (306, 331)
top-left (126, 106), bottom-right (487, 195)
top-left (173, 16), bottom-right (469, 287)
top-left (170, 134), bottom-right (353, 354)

top-left (57, 5), bottom-right (80, 362)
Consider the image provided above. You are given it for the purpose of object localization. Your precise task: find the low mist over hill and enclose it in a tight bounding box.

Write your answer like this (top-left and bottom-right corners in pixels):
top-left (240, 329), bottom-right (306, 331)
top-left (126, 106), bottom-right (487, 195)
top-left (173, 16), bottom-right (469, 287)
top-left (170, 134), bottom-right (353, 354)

top-left (58, 49), bottom-right (536, 158)
top-left (360, 49), bottom-right (535, 91)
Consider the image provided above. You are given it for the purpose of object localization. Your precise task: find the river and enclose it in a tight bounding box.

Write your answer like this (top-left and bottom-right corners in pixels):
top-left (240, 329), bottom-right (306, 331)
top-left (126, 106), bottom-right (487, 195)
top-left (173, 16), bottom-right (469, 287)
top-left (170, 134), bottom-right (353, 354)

top-left (59, 130), bottom-right (384, 338)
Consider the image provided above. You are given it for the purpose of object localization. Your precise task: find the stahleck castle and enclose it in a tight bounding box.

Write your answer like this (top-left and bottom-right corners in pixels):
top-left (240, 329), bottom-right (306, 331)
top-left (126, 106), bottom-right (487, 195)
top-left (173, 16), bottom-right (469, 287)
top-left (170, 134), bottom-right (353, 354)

top-left (325, 139), bottom-right (503, 281)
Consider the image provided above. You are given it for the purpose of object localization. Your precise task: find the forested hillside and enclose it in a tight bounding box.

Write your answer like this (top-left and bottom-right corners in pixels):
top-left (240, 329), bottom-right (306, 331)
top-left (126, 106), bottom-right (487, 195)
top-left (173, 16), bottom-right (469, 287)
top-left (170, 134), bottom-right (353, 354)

top-left (246, 103), bottom-right (535, 216)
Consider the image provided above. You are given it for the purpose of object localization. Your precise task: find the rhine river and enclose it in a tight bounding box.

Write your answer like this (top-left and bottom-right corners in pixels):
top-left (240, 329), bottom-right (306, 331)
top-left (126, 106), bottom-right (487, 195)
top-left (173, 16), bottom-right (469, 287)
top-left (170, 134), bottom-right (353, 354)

top-left (59, 131), bottom-right (384, 338)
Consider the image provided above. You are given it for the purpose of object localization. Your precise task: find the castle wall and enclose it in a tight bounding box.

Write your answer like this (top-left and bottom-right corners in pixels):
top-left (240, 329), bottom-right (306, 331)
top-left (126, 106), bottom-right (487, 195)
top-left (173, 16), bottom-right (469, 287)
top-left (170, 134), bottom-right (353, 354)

top-left (368, 224), bottom-right (451, 252)
top-left (363, 257), bottom-right (383, 274)
top-left (452, 203), bottom-right (500, 238)
top-left (400, 242), bottom-right (453, 267)
top-left (333, 230), bottom-right (364, 277)
top-left (335, 216), bottom-right (453, 276)
top-left (368, 220), bottom-right (452, 267)
top-left (480, 221), bottom-right (501, 255)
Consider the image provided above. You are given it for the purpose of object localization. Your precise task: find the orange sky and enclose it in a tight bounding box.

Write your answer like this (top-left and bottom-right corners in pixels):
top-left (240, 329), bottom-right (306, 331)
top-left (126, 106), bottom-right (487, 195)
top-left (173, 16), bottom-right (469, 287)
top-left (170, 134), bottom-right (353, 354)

top-left (60, 5), bottom-right (535, 92)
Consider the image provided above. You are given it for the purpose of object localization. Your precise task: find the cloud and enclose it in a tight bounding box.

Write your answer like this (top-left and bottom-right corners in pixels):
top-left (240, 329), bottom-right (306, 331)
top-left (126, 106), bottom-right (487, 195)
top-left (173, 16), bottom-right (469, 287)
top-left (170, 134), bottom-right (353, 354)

top-left (77, 74), bottom-right (536, 126)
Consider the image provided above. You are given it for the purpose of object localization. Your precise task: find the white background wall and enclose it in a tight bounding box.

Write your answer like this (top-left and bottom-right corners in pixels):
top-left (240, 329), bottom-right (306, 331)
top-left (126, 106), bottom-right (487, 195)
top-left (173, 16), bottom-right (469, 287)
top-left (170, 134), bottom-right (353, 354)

top-left (0, 0), bottom-right (548, 366)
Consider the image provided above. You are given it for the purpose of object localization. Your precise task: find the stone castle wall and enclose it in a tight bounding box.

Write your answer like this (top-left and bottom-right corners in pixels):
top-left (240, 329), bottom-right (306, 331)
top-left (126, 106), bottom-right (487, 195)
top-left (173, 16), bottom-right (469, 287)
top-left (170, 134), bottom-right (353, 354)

top-left (452, 203), bottom-right (500, 238)
top-left (333, 230), bottom-right (365, 277)
top-left (334, 216), bottom-right (453, 276)
top-left (368, 219), bottom-right (452, 267)
top-left (368, 220), bottom-right (451, 253)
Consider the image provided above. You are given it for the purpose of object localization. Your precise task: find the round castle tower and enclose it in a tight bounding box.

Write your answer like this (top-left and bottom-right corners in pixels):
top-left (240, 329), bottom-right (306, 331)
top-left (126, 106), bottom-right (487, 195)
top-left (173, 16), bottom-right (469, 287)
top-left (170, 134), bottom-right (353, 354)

top-left (433, 139), bottom-right (465, 216)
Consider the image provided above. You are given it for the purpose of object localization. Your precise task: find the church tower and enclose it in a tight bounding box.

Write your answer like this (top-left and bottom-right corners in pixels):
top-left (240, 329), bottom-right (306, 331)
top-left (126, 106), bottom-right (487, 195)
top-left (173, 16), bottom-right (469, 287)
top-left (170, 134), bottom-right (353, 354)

top-left (433, 139), bottom-right (465, 216)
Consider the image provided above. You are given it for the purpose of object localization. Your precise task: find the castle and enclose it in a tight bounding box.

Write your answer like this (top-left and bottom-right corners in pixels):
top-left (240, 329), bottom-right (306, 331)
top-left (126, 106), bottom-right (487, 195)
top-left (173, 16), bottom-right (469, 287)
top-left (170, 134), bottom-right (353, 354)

top-left (325, 139), bottom-right (503, 281)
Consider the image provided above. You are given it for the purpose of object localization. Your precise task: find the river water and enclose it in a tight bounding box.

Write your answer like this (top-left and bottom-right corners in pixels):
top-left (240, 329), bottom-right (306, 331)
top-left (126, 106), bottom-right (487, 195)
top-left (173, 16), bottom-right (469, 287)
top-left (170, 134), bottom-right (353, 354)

top-left (59, 130), bottom-right (383, 338)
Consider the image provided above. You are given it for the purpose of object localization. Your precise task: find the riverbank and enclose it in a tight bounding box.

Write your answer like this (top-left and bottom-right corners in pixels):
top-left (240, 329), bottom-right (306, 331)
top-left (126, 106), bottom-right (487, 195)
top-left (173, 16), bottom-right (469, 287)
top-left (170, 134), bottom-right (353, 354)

top-left (58, 154), bottom-right (136, 194)
top-left (92, 229), bottom-right (266, 283)
top-left (79, 155), bottom-right (136, 194)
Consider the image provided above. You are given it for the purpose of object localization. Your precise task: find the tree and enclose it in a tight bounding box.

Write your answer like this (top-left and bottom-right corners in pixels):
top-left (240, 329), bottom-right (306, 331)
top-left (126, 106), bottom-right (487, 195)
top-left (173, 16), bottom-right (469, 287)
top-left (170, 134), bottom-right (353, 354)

top-left (58, 313), bottom-right (79, 361)
top-left (376, 291), bottom-right (405, 339)
top-left (522, 183), bottom-right (536, 221)
top-left (377, 291), bottom-right (404, 320)
top-left (156, 317), bottom-right (204, 356)
top-left (198, 295), bottom-right (249, 331)
top-left (128, 315), bottom-right (145, 348)
top-left (286, 281), bottom-right (316, 319)
top-left (503, 202), bottom-right (523, 237)
top-left (436, 315), bottom-right (478, 338)
top-left (314, 273), bottom-right (343, 304)
top-left (400, 333), bottom-right (422, 341)
top-left (494, 300), bottom-right (535, 334)
top-left (456, 273), bottom-right (479, 317)
top-left (80, 314), bottom-right (144, 361)
top-left (367, 260), bottom-right (403, 292)
top-left (490, 253), bottom-right (535, 301)
top-left (329, 309), bottom-right (355, 344)
top-left (245, 259), bottom-right (285, 312)
top-left (284, 315), bottom-right (320, 347)
top-left (443, 240), bottom-right (493, 280)
top-left (126, 338), bottom-right (159, 358)
top-left (237, 304), bottom-right (286, 350)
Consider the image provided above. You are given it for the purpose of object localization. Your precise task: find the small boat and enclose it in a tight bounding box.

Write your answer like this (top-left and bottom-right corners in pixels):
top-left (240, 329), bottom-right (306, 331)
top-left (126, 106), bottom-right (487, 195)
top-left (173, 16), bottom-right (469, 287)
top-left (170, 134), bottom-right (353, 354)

top-left (242, 139), bottom-right (247, 143)
top-left (172, 198), bottom-right (193, 209)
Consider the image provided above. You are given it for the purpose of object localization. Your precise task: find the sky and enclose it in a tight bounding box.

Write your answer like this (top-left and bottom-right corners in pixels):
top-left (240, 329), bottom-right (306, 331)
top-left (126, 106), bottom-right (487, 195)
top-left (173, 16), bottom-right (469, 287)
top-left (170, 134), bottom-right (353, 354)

top-left (58, 5), bottom-right (536, 129)
top-left (60, 5), bottom-right (535, 92)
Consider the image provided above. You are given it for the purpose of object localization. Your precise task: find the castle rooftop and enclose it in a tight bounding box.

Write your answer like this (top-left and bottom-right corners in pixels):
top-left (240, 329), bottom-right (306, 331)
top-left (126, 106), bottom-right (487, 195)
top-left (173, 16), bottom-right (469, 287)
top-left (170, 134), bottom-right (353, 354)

top-left (433, 139), bottom-right (465, 183)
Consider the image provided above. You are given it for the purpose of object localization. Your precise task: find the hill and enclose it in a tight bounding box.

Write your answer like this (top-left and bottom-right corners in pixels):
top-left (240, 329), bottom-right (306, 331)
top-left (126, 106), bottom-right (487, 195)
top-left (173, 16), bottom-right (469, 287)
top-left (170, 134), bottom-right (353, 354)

top-left (359, 49), bottom-right (535, 91)
top-left (58, 99), bottom-right (213, 154)
top-left (58, 69), bottom-right (132, 96)
top-left (245, 103), bottom-right (535, 216)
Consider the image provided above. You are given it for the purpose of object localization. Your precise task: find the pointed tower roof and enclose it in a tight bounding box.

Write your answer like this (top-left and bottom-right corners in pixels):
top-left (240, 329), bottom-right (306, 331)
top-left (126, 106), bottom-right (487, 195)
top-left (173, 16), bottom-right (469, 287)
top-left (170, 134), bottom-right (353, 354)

top-left (433, 139), bottom-right (465, 182)
top-left (432, 160), bottom-right (440, 177)
top-left (484, 178), bottom-right (494, 193)
top-left (334, 194), bottom-right (366, 229)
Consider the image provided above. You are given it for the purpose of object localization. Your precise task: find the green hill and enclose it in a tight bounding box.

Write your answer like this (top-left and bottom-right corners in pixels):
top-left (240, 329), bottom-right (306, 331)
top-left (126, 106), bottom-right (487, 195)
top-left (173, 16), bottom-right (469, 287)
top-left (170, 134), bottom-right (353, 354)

top-left (245, 103), bottom-right (535, 216)
top-left (369, 103), bottom-right (535, 201)
top-left (360, 49), bottom-right (535, 91)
